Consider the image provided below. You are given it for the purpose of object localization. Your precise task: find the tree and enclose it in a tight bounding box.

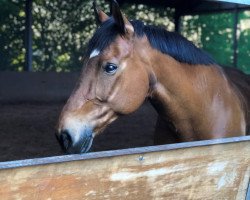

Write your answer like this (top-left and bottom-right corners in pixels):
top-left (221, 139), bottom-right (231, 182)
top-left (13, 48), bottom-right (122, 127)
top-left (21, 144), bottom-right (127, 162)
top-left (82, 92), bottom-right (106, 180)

top-left (0, 0), bottom-right (174, 72)
top-left (181, 13), bottom-right (234, 67)
top-left (0, 0), bottom-right (249, 74)
top-left (238, 11), bottom-right (250, 74)
top-left (0, 0), bottom-right (25, 71)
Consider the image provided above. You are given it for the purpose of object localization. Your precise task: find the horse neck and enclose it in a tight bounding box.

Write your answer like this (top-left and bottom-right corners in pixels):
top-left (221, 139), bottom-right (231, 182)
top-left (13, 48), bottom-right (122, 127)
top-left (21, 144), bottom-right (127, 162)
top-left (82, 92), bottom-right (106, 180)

top-left (137, 44), bottom-right (246, 140)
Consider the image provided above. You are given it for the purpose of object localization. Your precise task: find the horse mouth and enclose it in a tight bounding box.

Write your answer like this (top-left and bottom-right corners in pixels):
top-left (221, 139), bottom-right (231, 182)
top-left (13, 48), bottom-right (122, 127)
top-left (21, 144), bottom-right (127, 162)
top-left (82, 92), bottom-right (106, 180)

top-left (67, 136), bottom-right (93, 154)
top-left (56, 132), bottom-right (94, 154)
top-left (78, 136), bottom-right (94, 153)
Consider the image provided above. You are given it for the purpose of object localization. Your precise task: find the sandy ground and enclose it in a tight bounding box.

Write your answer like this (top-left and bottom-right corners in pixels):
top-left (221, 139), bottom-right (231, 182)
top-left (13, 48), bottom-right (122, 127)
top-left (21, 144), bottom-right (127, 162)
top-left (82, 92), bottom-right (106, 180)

top-left (0, 101), bottom-right (157, 162)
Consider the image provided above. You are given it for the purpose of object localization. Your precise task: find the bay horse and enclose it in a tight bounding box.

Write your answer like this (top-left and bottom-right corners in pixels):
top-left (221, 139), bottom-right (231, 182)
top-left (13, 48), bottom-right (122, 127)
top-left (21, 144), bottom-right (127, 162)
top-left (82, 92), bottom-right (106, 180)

top-left (56, 0), bottom-right (250, 154)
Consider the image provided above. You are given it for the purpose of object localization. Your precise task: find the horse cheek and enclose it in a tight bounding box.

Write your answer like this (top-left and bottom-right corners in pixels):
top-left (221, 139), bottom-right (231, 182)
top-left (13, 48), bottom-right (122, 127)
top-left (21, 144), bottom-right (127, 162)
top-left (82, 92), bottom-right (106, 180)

top-left (110, 69), bottom-right (149, 114)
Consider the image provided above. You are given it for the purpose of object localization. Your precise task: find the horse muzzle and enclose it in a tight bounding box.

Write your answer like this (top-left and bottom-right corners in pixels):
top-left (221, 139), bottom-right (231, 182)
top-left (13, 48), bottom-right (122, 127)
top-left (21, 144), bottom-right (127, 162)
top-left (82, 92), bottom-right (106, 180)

top-left (56, 126), bottom-right (94, 154)
top-left (56, 100), bottom-right (117, 154)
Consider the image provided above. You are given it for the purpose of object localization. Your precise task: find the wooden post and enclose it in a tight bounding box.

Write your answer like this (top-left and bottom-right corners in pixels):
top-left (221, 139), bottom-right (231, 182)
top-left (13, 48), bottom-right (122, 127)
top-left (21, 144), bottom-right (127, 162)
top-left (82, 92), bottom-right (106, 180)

top-left (233, 5), bottom-right (239, 68)
top-left (24, 0), bottom-right (32, 71)
top-left (174, 8), bottom-right (181, 33)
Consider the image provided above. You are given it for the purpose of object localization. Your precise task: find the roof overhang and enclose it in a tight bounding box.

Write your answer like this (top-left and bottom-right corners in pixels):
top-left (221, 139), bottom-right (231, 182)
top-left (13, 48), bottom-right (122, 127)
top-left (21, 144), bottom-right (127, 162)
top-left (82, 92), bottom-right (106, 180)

top-left (116, 0), bottom-right (250, 15)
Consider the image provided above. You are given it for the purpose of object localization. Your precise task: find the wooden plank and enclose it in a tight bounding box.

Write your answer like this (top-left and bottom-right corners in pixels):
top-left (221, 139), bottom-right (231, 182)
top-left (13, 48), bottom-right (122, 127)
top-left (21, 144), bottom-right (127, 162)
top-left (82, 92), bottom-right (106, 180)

top-left (0, 135), bottom-right (249, 170)
top-left (0, 137), bottom-right (249, 199)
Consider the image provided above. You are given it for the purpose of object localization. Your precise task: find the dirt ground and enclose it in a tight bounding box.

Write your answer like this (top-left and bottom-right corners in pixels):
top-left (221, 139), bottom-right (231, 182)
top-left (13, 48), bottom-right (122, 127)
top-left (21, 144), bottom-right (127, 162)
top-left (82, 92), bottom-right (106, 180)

top-left (0, 101), bottom-right (157, 162)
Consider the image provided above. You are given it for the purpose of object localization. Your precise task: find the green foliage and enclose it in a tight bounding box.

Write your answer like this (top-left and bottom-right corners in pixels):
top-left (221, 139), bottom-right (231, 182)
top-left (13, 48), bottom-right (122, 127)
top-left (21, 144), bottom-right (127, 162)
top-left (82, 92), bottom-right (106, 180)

top-left (31, 0), bottom-right (174, 72)
top-left (0, 0), bottom-right (249, 74)
top-left (181, 11), bottom-right (250, 74)
top-left (32, 0), bottom-right (103, 72)
top-left (238, 11), bottom-right (250, 74)
top-left (0, 0), bottom-right (25, 71)
top-left (122, 3), bottom-right (174, 29)
top-left (181, 13), bottom-right (234, 67)
top-left (0, 0), bottom-right (173, 72)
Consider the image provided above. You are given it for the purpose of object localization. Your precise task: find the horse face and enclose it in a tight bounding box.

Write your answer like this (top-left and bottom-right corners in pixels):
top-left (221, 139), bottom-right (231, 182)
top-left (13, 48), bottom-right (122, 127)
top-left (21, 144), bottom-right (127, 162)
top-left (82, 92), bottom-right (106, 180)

top-left (56, 1), bottom-right (149, 154)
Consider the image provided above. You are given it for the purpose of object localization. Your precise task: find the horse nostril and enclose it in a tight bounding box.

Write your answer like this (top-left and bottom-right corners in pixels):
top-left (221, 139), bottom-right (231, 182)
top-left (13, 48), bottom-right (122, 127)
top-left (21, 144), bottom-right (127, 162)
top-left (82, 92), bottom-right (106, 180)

top-left (59, 130), bottom-right (72, 151)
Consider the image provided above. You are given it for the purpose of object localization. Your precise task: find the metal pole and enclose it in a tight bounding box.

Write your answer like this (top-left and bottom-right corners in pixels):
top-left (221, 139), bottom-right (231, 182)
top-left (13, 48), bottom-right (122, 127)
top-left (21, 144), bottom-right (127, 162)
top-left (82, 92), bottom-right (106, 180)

top-left (24, 0), bottom-right (32, 71)
top-left (233, 5), bottom-right (239, 68)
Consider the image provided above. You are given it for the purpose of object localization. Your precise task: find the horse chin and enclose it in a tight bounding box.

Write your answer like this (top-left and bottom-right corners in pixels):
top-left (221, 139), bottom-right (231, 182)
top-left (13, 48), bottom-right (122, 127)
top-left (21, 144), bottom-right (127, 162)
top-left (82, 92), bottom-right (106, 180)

top-left (77, 136), bottom-right (94, 154)
top-left (65, 136), bottom-right (94, 154)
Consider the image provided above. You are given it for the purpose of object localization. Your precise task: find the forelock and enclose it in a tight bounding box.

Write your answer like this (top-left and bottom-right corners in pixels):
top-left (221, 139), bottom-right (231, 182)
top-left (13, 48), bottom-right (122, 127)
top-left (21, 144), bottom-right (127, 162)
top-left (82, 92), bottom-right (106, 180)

top-left (87, 18), bottom-right (120, 56)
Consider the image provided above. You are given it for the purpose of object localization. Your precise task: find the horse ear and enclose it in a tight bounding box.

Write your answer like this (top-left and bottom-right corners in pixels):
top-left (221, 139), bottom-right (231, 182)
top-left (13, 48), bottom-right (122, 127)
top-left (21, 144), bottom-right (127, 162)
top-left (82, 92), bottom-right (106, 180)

top-left (111, 0), bottom-right (134, 36)
top-left (93, 1), bottom-right (109, 24)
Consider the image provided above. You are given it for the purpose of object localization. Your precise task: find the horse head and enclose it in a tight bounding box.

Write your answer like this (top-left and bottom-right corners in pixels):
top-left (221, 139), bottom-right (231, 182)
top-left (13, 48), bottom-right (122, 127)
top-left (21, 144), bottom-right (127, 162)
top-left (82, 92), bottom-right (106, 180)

top-left (56, 0), bottom-right (152, 153)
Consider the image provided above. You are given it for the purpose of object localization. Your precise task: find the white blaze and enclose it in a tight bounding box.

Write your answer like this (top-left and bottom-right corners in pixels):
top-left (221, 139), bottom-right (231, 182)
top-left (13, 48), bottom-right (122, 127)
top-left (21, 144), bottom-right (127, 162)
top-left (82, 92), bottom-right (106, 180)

top-left (90, 49), bottom-right (100, 59)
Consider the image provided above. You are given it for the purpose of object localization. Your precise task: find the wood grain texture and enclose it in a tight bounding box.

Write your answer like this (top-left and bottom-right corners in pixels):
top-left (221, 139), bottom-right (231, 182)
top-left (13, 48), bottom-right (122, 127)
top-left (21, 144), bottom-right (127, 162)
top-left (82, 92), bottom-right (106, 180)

top-left (0, 140), bottom-right (249, 200)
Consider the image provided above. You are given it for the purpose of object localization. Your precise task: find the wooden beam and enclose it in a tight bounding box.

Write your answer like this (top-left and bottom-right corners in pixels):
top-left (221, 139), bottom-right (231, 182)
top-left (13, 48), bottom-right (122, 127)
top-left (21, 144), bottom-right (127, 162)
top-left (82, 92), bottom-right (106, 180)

top-left (206, 0), bottom-right (250, 5)
top-left (0, 135), bottom-right (249, 169)
top-left (179, 3), bottom-right (250, 16)
top-left (0, 136), bottom-right (249, 199)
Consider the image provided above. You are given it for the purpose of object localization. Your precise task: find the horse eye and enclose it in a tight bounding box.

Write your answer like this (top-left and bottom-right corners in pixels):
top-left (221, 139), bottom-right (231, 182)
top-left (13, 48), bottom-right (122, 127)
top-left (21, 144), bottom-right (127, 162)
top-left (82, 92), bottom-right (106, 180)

top-left (103, 63), bottom-right (118, 75)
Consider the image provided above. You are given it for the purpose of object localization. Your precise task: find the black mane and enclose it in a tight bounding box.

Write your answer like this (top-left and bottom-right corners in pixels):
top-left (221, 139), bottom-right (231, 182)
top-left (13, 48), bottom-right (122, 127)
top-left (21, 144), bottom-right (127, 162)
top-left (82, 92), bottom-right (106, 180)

top-left (87, 18), bottom-right (216, 65)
